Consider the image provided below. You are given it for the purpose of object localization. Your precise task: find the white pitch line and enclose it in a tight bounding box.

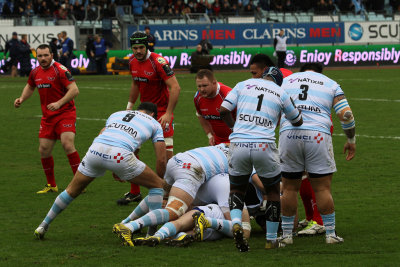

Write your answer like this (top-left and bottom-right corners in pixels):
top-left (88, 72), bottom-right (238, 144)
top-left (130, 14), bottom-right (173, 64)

top-left (333, 133), bottom-right (400, 140)
top-left (349, 98), bottom-right (400, 102)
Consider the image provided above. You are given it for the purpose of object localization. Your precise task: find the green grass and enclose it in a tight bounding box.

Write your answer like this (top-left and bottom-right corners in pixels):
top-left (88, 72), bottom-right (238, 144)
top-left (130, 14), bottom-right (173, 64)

top-left (1, 69), bottom-right (399, 266)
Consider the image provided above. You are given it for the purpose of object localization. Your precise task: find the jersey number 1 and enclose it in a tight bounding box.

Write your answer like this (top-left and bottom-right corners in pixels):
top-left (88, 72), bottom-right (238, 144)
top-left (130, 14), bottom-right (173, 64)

top-left (257, 94), bottom-right (264, 111)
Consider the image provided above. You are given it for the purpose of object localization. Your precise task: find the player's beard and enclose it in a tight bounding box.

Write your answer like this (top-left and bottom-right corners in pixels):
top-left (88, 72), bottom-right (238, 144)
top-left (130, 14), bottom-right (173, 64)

top-left (40, 59), bottom-right (51, 69)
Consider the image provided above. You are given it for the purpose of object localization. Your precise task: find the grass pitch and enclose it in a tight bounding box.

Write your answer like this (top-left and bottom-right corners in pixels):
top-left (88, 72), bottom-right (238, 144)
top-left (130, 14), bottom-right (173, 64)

top-left (1, 68), bottom-right (399, 266)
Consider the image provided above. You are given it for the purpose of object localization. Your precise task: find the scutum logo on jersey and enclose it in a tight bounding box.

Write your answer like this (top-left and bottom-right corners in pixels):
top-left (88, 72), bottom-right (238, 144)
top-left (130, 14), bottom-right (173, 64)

top-left (133, 77), bottom-right (149, 83)
top-left (106, 122), bottom-right (138, 138)
top-left (238, 114), bottom-right (273, 128)
top-left (297, 104), bottom-right (321, 113)
top-left (37, 83), bottom-right (51, 89)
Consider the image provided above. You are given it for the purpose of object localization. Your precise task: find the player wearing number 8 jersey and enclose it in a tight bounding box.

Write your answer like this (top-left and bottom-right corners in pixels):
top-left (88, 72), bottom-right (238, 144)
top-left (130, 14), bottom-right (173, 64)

top-left (279, 63), bottom-right (356, 245)
top-left (34, 103), bottom-right (167, 242)
top-left (220, 67), bottom-right (303, 251)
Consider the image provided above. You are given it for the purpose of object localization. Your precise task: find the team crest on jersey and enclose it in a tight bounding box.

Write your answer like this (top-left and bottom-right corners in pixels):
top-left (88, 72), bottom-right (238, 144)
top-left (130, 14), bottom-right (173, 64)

top-left (60, 65), bottom-right (68, 71)
top-left (157, 57), bottom-right (167, 65)
top-left (48, 77), bottom-right (55, 81)
top-left (144, 70), bottom-right (154, 76)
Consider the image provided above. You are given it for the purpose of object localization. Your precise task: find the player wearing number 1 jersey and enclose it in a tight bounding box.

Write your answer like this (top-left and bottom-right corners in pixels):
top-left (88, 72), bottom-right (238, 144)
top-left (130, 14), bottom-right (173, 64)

top-left (14, 44), bottom-right (80, 194)
top-left (34, 102), bottom-right (167, 242)
top-left (119, 31), bottom-right (181, 205)
top-left (279, 63), bottom-right (356, 245)
top-left (220, 67), bottom-right (303, 251)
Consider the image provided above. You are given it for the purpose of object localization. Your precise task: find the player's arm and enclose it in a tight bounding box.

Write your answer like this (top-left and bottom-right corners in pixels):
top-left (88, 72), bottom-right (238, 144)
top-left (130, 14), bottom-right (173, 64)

top-left (196, 113), bottom-right (215, 145)
top-left (158, 76), bottom-right (181, 128)
top-left (127, 79), bottom-right (139, 110)
top-left (219, 106), bottom-right (235, 129)
top-left (47, 82), bottom-right (79, 111)
top-left (14, 83), bottom-right (35, 108)
top-left (333, 94), bottom-right (356, 161)
top-left (282, 94), bottom-right (303, 127)
top-left (153, 141), bottom-right (167, 178)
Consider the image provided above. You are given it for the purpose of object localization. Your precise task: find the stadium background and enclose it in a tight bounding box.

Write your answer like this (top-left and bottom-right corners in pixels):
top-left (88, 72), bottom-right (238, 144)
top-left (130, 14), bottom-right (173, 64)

top-left (1, 1), bottom-right (399, 266)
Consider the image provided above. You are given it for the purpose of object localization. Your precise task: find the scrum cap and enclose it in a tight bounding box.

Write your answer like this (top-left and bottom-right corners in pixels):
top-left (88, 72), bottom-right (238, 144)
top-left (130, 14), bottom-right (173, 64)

top-left (262, 66), bottom-right (284, 86)
top-left (130, 31), bottom-right (148, 48)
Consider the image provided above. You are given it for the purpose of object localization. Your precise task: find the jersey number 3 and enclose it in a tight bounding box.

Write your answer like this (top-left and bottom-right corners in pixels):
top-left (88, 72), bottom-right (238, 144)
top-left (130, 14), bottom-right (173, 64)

top-left (299, 84), bottom-right (309, 100)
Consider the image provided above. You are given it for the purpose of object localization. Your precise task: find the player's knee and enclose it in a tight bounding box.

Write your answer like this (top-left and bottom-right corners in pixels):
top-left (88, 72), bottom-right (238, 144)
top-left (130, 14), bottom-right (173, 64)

top-left (39, 145), bottom-right (52, 157)
top-left (165, 196), bottom-right (188, 221)
top-left (61, 141), bottom-right (76, 154)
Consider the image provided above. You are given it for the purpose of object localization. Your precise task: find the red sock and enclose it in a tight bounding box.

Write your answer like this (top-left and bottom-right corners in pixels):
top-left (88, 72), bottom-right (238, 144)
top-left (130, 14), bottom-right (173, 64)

top-left (300, 178), bottom-right (314, 221)
top-left (130, 183), bottom-right (141, 195)
top-left (41, 156), bottom-right (56, 187)
top-left (67, 151), bottom-right (80, 174)
top-left (311, 190), bottom-right (323, 225)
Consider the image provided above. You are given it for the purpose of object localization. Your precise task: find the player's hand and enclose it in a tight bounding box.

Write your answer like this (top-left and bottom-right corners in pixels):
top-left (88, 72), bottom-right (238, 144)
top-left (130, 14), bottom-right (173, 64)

top-left (158, 112), bottom-right (172, 130)
top-left (343, 142), bottom-right (356, 161)
top-left (47, 102), bottom-right (62, 111)
top-left (14, 98), bottom-right (23, 108)
top-left (208, 136), bottom-right (215, 146)
top-left (113, 173), bottom-right (125, 182)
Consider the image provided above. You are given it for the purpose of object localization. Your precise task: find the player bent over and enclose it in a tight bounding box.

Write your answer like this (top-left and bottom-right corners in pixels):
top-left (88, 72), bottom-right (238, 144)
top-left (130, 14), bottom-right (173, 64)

top-left (34, 103), bottom-right (167, 243)
top-left (220, 67), bottom-right (303, 251)
top-left (113, 144), bottom-right (229, 246)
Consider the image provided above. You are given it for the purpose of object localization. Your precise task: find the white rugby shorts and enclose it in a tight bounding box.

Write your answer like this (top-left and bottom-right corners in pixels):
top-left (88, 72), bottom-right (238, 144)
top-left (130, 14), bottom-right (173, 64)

top-left (228, 142), bottom-right (281, 178)
top-left (78, 143), bottom-right (146, 180)
top-left (279, 129), bottom-right (336, 174)
top-left (164, 154), bottom-right (206, 199)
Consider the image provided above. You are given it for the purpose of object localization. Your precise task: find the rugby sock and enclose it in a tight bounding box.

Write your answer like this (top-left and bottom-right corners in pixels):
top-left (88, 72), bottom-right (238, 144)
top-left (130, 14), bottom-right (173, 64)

top-left (122, 196), bottom-right (150, 223)
top-left (154, 222), bottom-right (176, 240)
top-left (130, 183), bottom-right (141, 195)
top-left (67, 151), bottom-right (80, 174)
top-left (125, 188), bottom-right (167, 232)
top-left (207, 217), bottom-right (233, 237)
top-left (266, 221), bottom-right (279, 241)
top-left (321, 212), bottom-right (336, 236)
top-left (300, 178), bottom-right (314, 221)
top-left (41, 156), bottom-right (56, 187)
top-left (41, 190), bottom-right (74, 227)
top-left (124, 208), bottom-right (169, 232)
top-left (281, 215), bottom-right (295, 237)
top-left (230, 209), bottom-right (242, 226)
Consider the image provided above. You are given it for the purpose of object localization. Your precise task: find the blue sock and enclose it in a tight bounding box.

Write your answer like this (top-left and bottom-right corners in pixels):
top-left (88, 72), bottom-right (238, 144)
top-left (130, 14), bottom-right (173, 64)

top-left (207, 217), bottom-right (233, 237)
top-left (321, 212), bottom-right (336, 235)
top-left (125, 209), bottom-right (169, 232)
top-left (230, 209), bottom-right (242, 226)
top-left (281, 215), bottom-right (295, 236)
top-left (266, 221), bottom-right (279, 241)
top-left (154, 222), bottom-right (177, 240)
top-left (122, 196), bottom-right (150, 223)
top-left (147, 188), bottom-right (163, 210)
top-left (42, 190), bottom-right (74, 227)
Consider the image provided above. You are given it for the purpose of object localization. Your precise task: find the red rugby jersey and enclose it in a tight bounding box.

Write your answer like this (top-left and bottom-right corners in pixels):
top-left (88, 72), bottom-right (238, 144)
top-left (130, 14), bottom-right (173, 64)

top-left (194, 82), bottom-right (233, 144)
top-left (129, 53), bottom-right (175, 113)
top-left (28, 61), bottom-right (76, 121)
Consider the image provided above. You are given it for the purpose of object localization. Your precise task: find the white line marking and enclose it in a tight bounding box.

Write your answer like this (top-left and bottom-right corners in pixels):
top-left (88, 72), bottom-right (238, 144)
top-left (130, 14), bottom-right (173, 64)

top-left (333, 133), bottom-right (400, 140)
top-left (350, 98), bottom-right (400, 102)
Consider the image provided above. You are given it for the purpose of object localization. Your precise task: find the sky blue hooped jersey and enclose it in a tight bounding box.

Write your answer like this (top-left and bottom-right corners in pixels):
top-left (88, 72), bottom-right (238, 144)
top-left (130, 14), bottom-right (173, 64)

top-left (280, 71), bottom-right (344, 134)
top-left (182, 144), bottom-right (228, 181)
top-left (93, 110), bottom-right (164, 152)
top-left (221, 78), bottom-right (300, 142)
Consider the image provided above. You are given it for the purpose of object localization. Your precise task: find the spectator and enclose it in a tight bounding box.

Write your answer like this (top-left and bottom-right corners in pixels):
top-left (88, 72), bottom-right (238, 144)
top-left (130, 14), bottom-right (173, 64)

top-left (132, 0), bottom-right (144, 15)
top-left (195, 0), bottom-right (207, 13)
top-left (49, 37), bottom-right (60, 62)
top-left (145, 26), bottom-right (156, 52)
top-left (19, 34), bottom-right (32, 77)
top-left (60, 31), bottom-right (74, 71)
top-left (190, 44), bottom-right (213, 73)
top-left (259, 0), bottom-right (271, 11)
top-left (4, 32), bottom-right (20, 77)
top-left (92, 34), bottom-right (112, 74)
top-left (72, 1), bottom-right (85, 20)
top-left (85, 35), bottom-right (97, 72)
top-left (199, 39), bottom-right (213, 55)
top-left (212, 0), bottom-right (222, 16)
top-left (38, 1), bottom-right (52, 17)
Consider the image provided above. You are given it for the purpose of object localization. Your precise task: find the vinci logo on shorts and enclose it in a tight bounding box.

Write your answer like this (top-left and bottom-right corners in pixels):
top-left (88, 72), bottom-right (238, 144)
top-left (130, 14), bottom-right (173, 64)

top-left (314, 133), bottom-right (324, 143)
top-left (113, 153), bottom-right (124, 163)
top-left (89, 149), bottom-right (112, 159)
top-left (348, 23), bottom-right (363, 41)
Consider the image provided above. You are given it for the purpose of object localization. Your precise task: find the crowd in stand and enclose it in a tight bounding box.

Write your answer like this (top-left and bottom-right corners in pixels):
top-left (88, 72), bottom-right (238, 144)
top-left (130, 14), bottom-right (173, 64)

top-left (1, 0), bottom-right (399, 20)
